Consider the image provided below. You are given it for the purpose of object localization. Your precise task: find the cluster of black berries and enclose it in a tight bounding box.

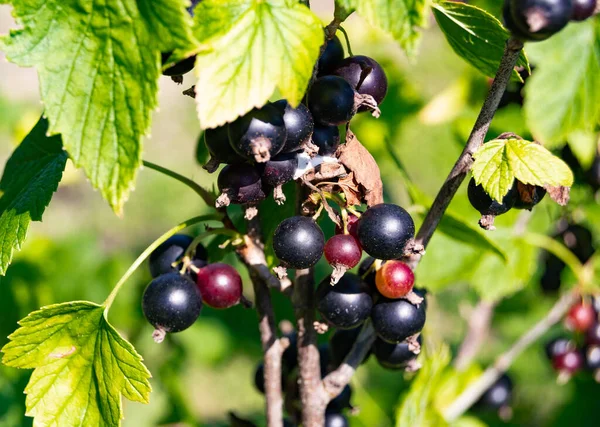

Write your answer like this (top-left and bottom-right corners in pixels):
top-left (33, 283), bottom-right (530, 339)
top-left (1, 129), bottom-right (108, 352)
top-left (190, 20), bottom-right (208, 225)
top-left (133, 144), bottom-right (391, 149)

top-left (473, 374), bottom-right (514, 420)
top-left (141, 234), bottom-right (246, 342)
top-left (504, 0), bottom-right (597, 41)
top-left (545, 298), bottom-right (600, 381)
top-left (468, 177), bottom-right (546, 229)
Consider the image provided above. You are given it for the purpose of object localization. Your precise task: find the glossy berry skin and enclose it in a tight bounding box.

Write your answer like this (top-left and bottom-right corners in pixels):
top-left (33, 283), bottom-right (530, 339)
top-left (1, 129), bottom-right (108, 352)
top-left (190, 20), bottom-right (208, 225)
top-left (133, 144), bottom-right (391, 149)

top-left (324, 412), bottom-right (348, 427)
top-left (318, 35), bottom-right (345, 75)
top-left (552, 348), bottom-right (584, 374)
top-left (468, 178), bottom-right (517, 216)
top-left (195, 263), bottom-right (243, 309)
top-left (149, 234), bottom-right (207, 278)
top-left (262, 153), bottom-right (298, 187)
top-left (332, 55), bottom-right (388, 107)
top-left (316, 273), bottom-right (373, 329)
top-left (571, 0), bottom-right (596, 20)
top-left (357, 203), bottom-right (415, 260)
top-left (273, 100), bottom-right (314, 153)
top-left (545, 336), bottom-right (575, 359)
top-left (504, 0), bottom-right (573, 41)
top-left (375, 260), bottom-right (415, 299)
top-left (228, 104), bottom-right (287, 162)
top-left (312, 125), bottom-right (340, 156)
top-left (161, 52), bottom-right (196, 76)
top-left (476, 374), bottom-right (513, 410)
top-left (565, 302), bottom-right (597, 332)
top-left (513, 182), bottom-right (547, 210)
top-left (325, 235), bottom-right (362, 270)
top-left (203, 125), bottom-right (246, 172)
top-left (330, 327), bottom-right (371, 367)
top-left (308, 76), bottom-right (356, 126)
top-left (217, 163), bottom-right (266, 204)
top-left (372, 298), bottom-right (426, 343)
top-left (585, 345), bottom-right (600, 370)
top-left (373, 336), bottom-right (420, 370)
top-left (273, 216), bottom-right (325, 269)
top-left (142, 273), bottom-right (202, 333)
top-left (586, 323), bottom-right (600, 346)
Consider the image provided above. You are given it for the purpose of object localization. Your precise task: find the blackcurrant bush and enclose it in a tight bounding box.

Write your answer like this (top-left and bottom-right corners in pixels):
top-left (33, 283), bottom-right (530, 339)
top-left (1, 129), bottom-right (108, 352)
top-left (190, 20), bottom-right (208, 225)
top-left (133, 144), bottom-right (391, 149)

top-left (373, 336), bottom-right (420, 370)
top-left (332, 55), bottom-right (388, 108)
top-left (308, 76), bottom-right (356, 126)
top-left (372, 298), bottom-right (426, 343)
top-left (327, 384), bottom-right (352, 412)
top-left (552, 348), bottom-right (584, 374)
top-left (587, 323), bottom-right (600, 346)
top-left (565, 302), bottom-right (596, 331)
top-left (585, 345), bottom-right (600, 371)
top-left (195, 263), bottom-right (243, 309)
top-left (228, 104), bottom-right (287, 162)
top-left (149, 234), bottom-right (206, 278)
top-left (475, 374), bottom-right (513, 410)
top-left (468, 178), bottom-right (516, 228)
top-left (571, 0), bottom-right (597, 20)
top-left (142, 273), bottom-right (202, 339)
top-left (318, 35), bottom-right (345, 76)
top-left (357, 203), bottom-right (415, 260)
top-left (261, 153), bottom-right (298, 204)
top-left (316, 273), bottom-right (373, 329)
top-left (216, 163), bottom-right (266, 207)
top-left (545, 336), bottom-right (575, 359)
top-left (375, 260), bottom-right (415, 299)
top-left (273, 100), bottom-right (314, 153)
top-left (513, 181), bottom-right (547, 210)
top-left (273, 216), bottom-right (325, 269)
top-left (324, 412), bottom-right (348, 427)
top-left (324, 234), bottom-right (362, 284)
top-left (504, 0), bottom-right (573, 41)
top-left (161, 52), bottom-right (196, 77)
top-left (203, 125), bottom-right (246, 172)
top-left (312, 125), bottom-right (340, 156)
top-left (329, 326), bottom-right (371, 367)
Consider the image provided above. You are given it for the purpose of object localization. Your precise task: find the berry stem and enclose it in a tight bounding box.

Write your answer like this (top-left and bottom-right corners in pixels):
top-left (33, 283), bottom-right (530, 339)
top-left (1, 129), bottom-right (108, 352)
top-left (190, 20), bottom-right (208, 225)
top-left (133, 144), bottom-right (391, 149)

top-left (338, 26), bottom-right (354, 57)
top-left (183, 228), bottom-right (241, 258)
top-left (103, 213), bottom-right (222, 314)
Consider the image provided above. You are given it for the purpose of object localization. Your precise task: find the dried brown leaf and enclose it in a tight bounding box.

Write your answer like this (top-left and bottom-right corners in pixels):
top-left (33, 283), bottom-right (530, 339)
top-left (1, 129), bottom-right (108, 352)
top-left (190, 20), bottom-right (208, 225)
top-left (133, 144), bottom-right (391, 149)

top-left (337, 173), bottom-right (362, 206)
top-left (544, 185), bottom-right (571, 206)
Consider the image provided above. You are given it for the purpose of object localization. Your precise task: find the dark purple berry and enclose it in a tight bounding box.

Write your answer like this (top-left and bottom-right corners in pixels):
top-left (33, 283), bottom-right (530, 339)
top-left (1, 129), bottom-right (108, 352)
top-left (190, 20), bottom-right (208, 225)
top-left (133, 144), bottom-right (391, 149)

top-left (318, 35), bottom-right (345, 75)
top-left (552, 348), bottom-right (584, 373)
top-left (585, 345), bottom-right (600, 370)
top-left (149, 234), bottom-right (206, 278)
top-left (273, 100), bottom-right (314, 153)
top-left (372, 298), bottom-right (426, 343)
top-left (308, 76), bottom-right (356, 126)
top-left (324, 413), bottom-right (348, 427)
top-left (332, 55), bottom-right (388, 108)
top-left (468, 178), bottom-right (517, 219)
top-left (587, 323), bottom-right (600, 346)
top-left (571, 0), bottom-right (597, 20)
top-left (316, 273), bottom-right (373, 329)
top-left (545, 336), bottom-right (575, 359)
top-left (262, 153), bottom-right (298, 204)
top-left (203, 125), bottom-right (246, 172)
top-left (161, 52), bottom-right (196, 76)
top-left (324, 235), bottom-right (362, 273)
top-left (561, 224), bottom-right (594, 263)
top-left (312, 125), bottom-right (340, 156)
top-left (195, 263), bottom-right (243, 309)
top-left (373, 336), bottom-right (420, 370)
top-left (357, 203), bottom-right (415, 260)
top-left (273, 216), bottom-right (325, 269)
top-left (475, 374), bottom-right (513, 410)
top-left (216, 163), bottom-right (266, 206)
top-left (504, 0), bottom-right (573, 41)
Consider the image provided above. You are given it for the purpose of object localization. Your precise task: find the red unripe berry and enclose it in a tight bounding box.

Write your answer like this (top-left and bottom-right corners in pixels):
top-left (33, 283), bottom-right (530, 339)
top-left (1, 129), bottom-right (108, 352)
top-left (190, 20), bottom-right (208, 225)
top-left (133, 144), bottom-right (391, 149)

top-left (375, 260), bottom-right (415, 299)
top-left (565, 302), bottom-right (597, 332)
top-left (195, 263), bottom-right (243, 309)
top-left (552, 349), bottom-right (584, 374)
top-left (324, 235), bottom-right (362, 269)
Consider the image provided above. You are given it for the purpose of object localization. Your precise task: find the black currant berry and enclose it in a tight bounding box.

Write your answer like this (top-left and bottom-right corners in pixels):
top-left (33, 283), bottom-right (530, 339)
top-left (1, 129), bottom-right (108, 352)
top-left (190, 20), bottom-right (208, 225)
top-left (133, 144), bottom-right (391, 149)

top-left (216, 163), bottom-right (266, 207)
top-left (273, 100), bottom-right (314, 153)
top-left (373, 336), bottom-right (420, 370)
top-left (372, 298), bottom-right (426, 343)
top-left (308, 76), bottom-right (356, 126)
top-left (552, 348), bottom-right (584, 374)
top-left (357, 203), bottom-right (415, 260)
top-left (571, 0), bottom-right (596, 20)
top-left (203, 125), bottom-right (246, 172)
top-left (318, 35), bottom-right (345, 76)
top-left (540, 252), bottom-right (565, 293)
top-left (330, 326), bottom-right (371, 367)
top-left (228, 104), bottom-right (287, 162)
top-left (282, 330), bottom-right (299, 370)
top-left (161, 52), bottom-right (196, 77)
top-left (324, 413), bottom-right (348, 427)
top-left (273, 216), bottom-right (325, 269)
top-left (468, 178), bottom-right (517, 229)
top-left (324, 234), bottom-right (362, 284)
top-left (261, 153), bottom-right (298, 204)
top-left (312, 125), bottom-right (340, 156)
top-left (504, 0), bottom-right (573, 41)
top-left (327, 384), bottom-right (353, 412)
top-left (332, 55), bottom-right (388, 109)
top-left (149, 234), bottom-right (207, 278)
top-left (142, 273), bottom-right (202, 341)
top-left (513, 181), bottom-right (547, 210)
top-left (561, 224), bottom-right (595, 263)
top-left (316, 273), bottom-right (373, 329)
top-left (475, 374), bottom-right (513, 410)
top-left (545, 336), bottom-right (575, 359)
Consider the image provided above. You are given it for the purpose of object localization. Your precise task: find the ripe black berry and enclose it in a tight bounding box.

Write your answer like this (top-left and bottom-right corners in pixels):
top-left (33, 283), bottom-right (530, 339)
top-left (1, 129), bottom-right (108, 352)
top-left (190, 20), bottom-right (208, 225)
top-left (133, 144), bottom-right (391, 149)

top-left (228, 104), bottom-right (287, 162)
top-left (561, 224), bottom-right (595, 263)
top-left (312, 125), bottom-right (340, 156)
top-left (203, 125), bottom-right (246, 172)
top-left (475, 374), bottom-right (513, 410)
top-left (571, 0), bottom-right (596, 20)
top-left (161, 52), bottom-right (196, 77)
top-left (372, 298), bottom-right (426, 343)
top-left (318, 35), bottom-right (345, 75)
top-left (324, 412), bottom-right (348, 427)
top-left (332, 55), bottom-right (388, 108)
top-left (149, 234), bottom-right (207, 278)
top-left (308, 76), bottom-right (356, 126)
top-left (316, 273), bottom-right (373, 329)
top-left (329, 326), bottom-right (371, 367)
top-left (468, 178), bottom-right (517, 228)
top-left (216, 163), bottom-right (266, 207)
top-left (373, 336), bottom-right (420, 370)
top-left (504, 0), bottom-right (573, 41)
top-left (357, 203), bottom-right (415, 260)
top-left (142, 273), bottom-right (202, 339)
top-left (513, 181), bottom-right (547, 210)
top-left (261, 153), bottom-right (298, 204)
top-left (540, 252), bottom-right (565, 293)
top-left (545, 336), bottom-right (575, 359)
top-left (254, 363), bottom-right (265, 394)
top-left (273, 100), bottom-right (314, 153)
top-left (195, 263), bottom-right (243, 309)
top-left (273, 216), bottom-right (325, 269)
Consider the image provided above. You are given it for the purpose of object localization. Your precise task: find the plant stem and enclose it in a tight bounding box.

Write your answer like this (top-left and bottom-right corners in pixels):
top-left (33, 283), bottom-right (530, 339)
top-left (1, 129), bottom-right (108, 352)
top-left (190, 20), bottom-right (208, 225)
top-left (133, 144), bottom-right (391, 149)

top-left (183, 228), bottom-right (240, 258)
top-left (338, 26), bottom-right (354, 56)
top-left (453, 300), bottom-right (496, 371)
top-left (143, 160), bottom-right (215, 206)
top-left (443, 291), bottom-right (578, 422)
top-left (103, 214), bottom-right (222, 313)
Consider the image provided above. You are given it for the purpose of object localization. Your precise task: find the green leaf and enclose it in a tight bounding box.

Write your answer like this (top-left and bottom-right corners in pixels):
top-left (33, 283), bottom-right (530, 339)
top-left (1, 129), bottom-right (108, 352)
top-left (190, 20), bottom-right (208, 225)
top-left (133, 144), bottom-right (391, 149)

top-left (1, 301), bottom-right (151, 426)
top-left (472, 138), bottom-right (573, 202)
top-left (432, 1), bottom-right (529, 81)
top-left (192, 0), bottom-right (323, 128)
top-left (337, 0), bottom-right (429, 55)
top-left (2, 0), bottom-right (195, 213)
top-left (524, 19), bottom-right (600, 144)
top-left (567, 131), bottom-right (598, 170)
top-left (0, 117), bottom-right (67, 276)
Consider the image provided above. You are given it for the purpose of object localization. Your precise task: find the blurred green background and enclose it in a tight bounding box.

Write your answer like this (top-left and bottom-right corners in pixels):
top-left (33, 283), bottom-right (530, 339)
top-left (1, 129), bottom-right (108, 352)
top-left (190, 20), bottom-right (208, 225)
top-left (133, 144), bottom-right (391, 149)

top-left (1, 2), bottom-right (599, 426)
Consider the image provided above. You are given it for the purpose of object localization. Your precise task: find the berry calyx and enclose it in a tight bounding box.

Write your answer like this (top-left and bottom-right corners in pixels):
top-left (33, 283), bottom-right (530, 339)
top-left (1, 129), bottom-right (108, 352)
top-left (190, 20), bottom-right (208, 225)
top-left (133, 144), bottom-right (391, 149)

top-left (475, 374), bottom-right (513, 410)
top-left (357, 203), bottom-right (415, 260)
top-left (504, 0), bottom-right (574, 41)
top-left (195, 263), bottom-right (243, 309)
top-left (261, 153), bottom-right (298, 204)
top-left (273, 216), bottom-right (325, 269)
top-left (316, 273), bottom-right (373, 329)
top-left (142, 273), bottom-right (202, 342)
top-left (228, 104), bottom-right (287, 162)
top-left (308, 76), bottom-right (357, 126)
top-left (273, 100), bottom-right (314, 153)
top-left (571, 0), bottom-right (597, 21)
top-left (312, 125), bottom-right (340, 156)
top-left (375, 260), bottom-right (415, 299)
top-left (332, 55), bottom-right (388, 109)
top-left (373, 336), bottom-right (420, 370)
top-left (467, 178), bottom-right (517, 230)
top-left (565, 302), bottom-right (596, 331)
top-left (203, 125), bottom-right (246, 173)
top-left (216, 163), bottom-right (266, 207)
top-left (324, 234), bottom-right (362, 284)
top-left (149, 234), bottom-right (207, 278)
top-left (552, 348), bottom-right (584, 374)
top-left (372, 297), bottom-right (426, 343)
top-left (318, 35), bottom-right (345, 76)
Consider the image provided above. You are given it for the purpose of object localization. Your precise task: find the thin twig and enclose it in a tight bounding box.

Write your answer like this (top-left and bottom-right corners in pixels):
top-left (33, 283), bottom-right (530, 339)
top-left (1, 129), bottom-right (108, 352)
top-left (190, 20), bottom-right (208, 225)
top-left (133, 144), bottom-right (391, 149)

top-left (443, 291), bottom-right (578, 422)
top-left (454, 301), bottom-right (496, 371)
